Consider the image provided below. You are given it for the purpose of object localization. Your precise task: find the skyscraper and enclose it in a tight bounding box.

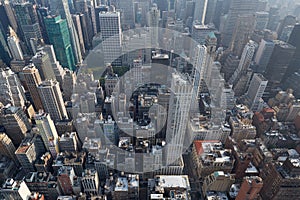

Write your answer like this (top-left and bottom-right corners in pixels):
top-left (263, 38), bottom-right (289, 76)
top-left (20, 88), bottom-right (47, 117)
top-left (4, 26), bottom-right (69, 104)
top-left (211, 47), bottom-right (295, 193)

top-left (37, 79), bottom-right (68, 121)
top-left (0, 22), bottom-right (12, 66)
top-left (13, 2), bottom-right (42, 54)
top-left (254, 39), bottom-right (275, 73)
top-left (245, 73), bottom-right (268, 111)
top-left (221, 0), bottom-right (259, 46)
top-left (0, 68), bottom-right (26, 108)
top-left (99, 11), bottom-right (122, 65)
top-left (72, 14), bottom-right (86, 56)
top-left (34, 112), bottom-right (59, 154)
top-left (0, 105), bottom-right (31, 147)
top-left (147, 4), bottom-right (160, 47)
top-left (194, 0), bottom-right (208, 25)
top-left (264, 40), bottom-right (296, 98)
top-left (44, 15), bottom-right (76, 70)
top-left (0, 0), bottom-right (18, 33)
top-left (0, 133), bottom-right (19, 165)
top-left (7, 27), bottom-right (23, 61)
top-left (165, 73), bottom-right (193, 165)
top-left (31, 51), bottom-right (56, 81)
top-left (22, 64), bottom-right (43, 110)
top-left (49, 0), bottom-right (82, 64)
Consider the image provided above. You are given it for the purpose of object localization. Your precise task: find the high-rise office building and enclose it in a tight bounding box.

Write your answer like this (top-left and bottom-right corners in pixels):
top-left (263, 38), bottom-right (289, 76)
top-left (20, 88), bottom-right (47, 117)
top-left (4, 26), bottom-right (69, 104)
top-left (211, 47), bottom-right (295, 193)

top-left (44, 15), bottom-right (76, 71)
top-left (38, 80), bottom-right (68, 121)
top-left (194, 0), bottom-right (208, 25)
top-left (34, 112), bottom-right (59, 152)
top-left (13, 2), bottom-right (42, 54)
top-left (31, 51), bottom-right (56, 81)
top-left (221, 0), bottom-right (259, 46)
top-left (99, 11), bottom-right (122, 65)
top-left (277, 15), bottom-right (296, 39)
top-left (22, 64), bottom-right (43, 110)
top-left (117, 0), bottom-right (135, 29)
top-left (0, 68), bottom-right (26, 108)
top-left (7, 27), bottom-right (23, 61)
top-left (165, 73), bottom-right (193, 165)
top-left (191, 21), bottom-right (215, 45)
top-left (0, 105), bottom-right (31, 147)
top-left (94, 5), bottom-right (109, 33)
top-left (205, 0), bottom-right (217, 25)
top-left (254, 39), bottom-right (275, 73)
top-left (147, 4), bottom-right (160, 47)
top-left (0, 0), bottom-right (18, 33)
top-left (267, 7), bottom-right (280, 31)
top-left (230, 14), bottom-right (256, 57)
top-left (0, 22), bottom-right (12, 66)
top-left (0, 133), bottom-right (19, 165)
top-left (49, 0), bottom-right (82, 64)
top-left (39, 45), bottom-right (65, 85)
top-left (229, 41), bottom-right (256, 85)
top-left (245, 73), bottom-right (268, 111)
top-left (264, 40), bottom-right (296, 98)
top-left (72, 14), bottom-right (86, 57)
top-left (254, 11), bottom-right (269, 31)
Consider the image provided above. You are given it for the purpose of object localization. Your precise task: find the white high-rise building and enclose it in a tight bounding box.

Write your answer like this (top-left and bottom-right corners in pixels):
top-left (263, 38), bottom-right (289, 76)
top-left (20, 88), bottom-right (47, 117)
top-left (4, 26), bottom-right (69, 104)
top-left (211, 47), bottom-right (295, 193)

top-left (0, 68), bottom-right (26, 108)
top-left (229, 41), bottom-right (256, 85)
top-left (34, 112), bottom-right (59, 153)
top-left (165, 73), bottom-right (193, 165)
top-left (99, 11), bottom-right (122, 65)
top-left (245, 73), bottom-right (268, 111)
top-left (7, 28), bottom-right (23, 60)
top-left (37, 80), bottom-right (68, 121)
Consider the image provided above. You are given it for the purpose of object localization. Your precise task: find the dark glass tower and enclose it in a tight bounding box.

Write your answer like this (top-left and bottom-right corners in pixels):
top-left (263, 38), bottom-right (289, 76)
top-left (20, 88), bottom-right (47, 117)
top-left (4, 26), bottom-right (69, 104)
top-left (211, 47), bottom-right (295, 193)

top-left (44, 15), bottom-right (76, 70)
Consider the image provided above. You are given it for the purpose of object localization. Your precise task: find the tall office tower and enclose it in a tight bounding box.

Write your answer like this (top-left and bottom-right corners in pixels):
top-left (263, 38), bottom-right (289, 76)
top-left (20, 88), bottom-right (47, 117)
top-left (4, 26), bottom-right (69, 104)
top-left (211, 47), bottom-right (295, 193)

top-left (49, 0), bottom-right (82, 65)
top-left (254, 39), bottom-right (275, 73)
top-left (32, 51), bottom-right (56, 81)
top-left (72, 14), bottom-right (86, 56)
top-left (135, 0), bottom-right (150, 26)
top-left (0, 23), bottom-right (12, 66)
top-left (0, 105), bottom-right (31, 147)
top-left (7, 27), bottom-right (23, 60)
top-left (15, 134), bottom-right (46, 173)
top-left (44, 15), bottom-right (76, 71)
top-left (204, 0), bottom-right (217, 24)
top-left (0, 68), bottom-right (26, 107)
top-left (38, 80), bottom-right (68, 121)
top-left (94, 5), bottom-right (109, 33)
top-left (0, 0), bottom-right (18, 33)
top-left (230, 14), bottom-right (256, 57)
top-left (194, 0), bottom-right (208, 25)
top-left (99, 11), bottom-right (122, 66)
top-left (229, 41), bottom-right (256, 85)
top-left (39, 45), bottom-right (65, 85)
top-left (22, 64), bottom-right (43, 110)
top-left (34, 112), bottom-right (59, 152)
top-left (236, 176), bottom-right (263, 200)
top-left (277, 15), bottom-right (297, 39)
top-left (221, 0), bottom-right (259, 47)
top-left (254, 12), bottom-right (269, 31)
top-left (78, 13), bottom-right (93, 50)
top-left (147, 4), bottom-right (160, 47)
top-left (13, 2), bottom-right (42, 54)
top-left (245, 73), bottom-right (268, 111)
top-left (37, 7), bottom-right (50, 44)
top-left (267, 7), bottom-right (280, 31)
top-left (62, 69), bottom-right (76, 101)
top-left (119, 0), bottom-right (135, 30)
top-left (284, 24), bottom-right (300, 82)
top-left (0, 133), bottom-right (19, 165)
top-left (264, 41), bottom-right (296, 99)
top-left (1, 179), bottom-right (31, 200)
top-left (191, 21), bottom-right (215, 45)
top-left (165, 73), bottom-right (193, 165)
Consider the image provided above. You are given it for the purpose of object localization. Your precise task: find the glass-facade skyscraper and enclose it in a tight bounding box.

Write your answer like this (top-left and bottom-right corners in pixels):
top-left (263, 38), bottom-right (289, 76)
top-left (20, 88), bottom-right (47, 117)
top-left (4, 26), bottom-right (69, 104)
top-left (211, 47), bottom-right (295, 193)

top-left (44, 15), bottom-right (76, 71)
